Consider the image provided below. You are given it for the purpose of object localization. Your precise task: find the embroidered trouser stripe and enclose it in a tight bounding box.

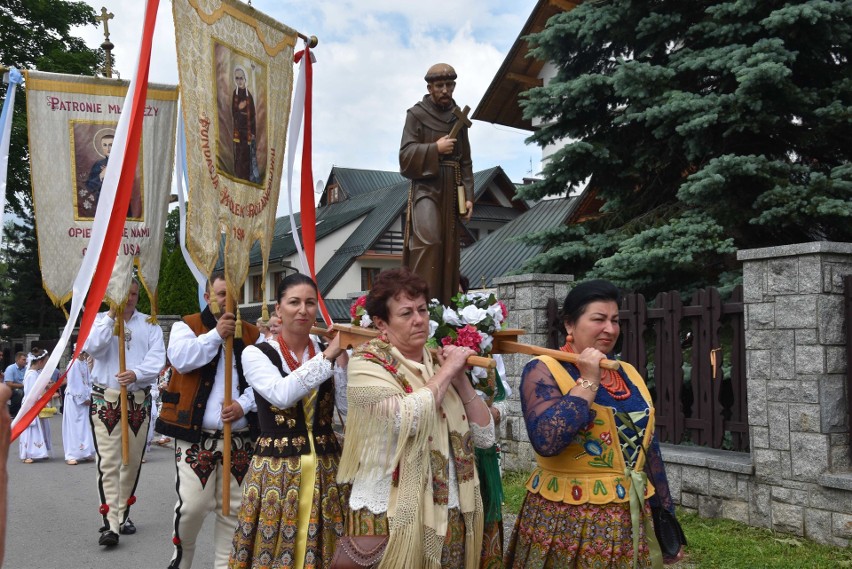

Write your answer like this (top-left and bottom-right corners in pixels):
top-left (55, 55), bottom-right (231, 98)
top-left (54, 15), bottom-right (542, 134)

top-left (91, 386), bottom-right (150, 534)
top-left (168, 434), bottom-right (248, 569)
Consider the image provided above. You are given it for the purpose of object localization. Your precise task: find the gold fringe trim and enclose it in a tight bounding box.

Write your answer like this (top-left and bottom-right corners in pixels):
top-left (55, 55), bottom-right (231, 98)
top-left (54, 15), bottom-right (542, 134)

top-left (147, 288), bottom-right (159, 324)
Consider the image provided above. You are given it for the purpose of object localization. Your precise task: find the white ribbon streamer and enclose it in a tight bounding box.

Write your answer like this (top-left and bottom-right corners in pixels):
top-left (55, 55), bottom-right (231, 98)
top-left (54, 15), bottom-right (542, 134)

top-left (285, 48), bottom-right (316, 276)
top-left (0, 67), bottom-right (23, 250)
top-left (175, 103), bottom-right (208, 310)
top-left (13, 0), bottom-right (152, 428)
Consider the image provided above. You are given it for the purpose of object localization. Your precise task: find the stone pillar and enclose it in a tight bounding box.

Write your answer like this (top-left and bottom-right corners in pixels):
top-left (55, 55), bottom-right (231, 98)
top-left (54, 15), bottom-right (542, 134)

top-left (492, 273), bottom-right (573, 472)
top-left (738, 242), bottom-right (852, 542)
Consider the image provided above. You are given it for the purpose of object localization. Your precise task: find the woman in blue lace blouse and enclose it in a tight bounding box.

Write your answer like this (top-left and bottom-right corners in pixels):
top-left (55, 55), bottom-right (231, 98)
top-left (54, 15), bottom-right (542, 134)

top-left (505, 279), bottom-right (684, 569)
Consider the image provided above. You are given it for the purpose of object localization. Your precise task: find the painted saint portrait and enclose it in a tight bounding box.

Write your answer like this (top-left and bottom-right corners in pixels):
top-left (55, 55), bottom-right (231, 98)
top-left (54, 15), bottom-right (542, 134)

top-left (72, 122), bottom-right (144, 220)
top-left (213, 41), bottom-right (268, 186)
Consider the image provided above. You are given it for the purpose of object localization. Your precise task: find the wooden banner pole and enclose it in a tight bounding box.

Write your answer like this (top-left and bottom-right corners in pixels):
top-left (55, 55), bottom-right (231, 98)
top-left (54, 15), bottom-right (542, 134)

top-left (222, 292), bottom-right (234, 517)
top-left (117, 313), bottom-right (130, 465)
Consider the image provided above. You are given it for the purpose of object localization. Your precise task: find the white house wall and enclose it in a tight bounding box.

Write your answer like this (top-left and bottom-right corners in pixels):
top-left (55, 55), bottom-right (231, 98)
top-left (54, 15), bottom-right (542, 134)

top-left (243, 214), bottom-right (367, 304)
top-left (327, 216), bottom-right (405, 298)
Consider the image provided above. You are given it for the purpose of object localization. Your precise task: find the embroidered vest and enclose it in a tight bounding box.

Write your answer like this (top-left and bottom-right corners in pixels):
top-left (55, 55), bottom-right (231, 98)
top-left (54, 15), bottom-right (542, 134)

top-left (252, 342), bottom-right (341, 459)
top-left (526, 356), bottom-right (657, 506)
top-left (156, 312), bottom-right (259, 442)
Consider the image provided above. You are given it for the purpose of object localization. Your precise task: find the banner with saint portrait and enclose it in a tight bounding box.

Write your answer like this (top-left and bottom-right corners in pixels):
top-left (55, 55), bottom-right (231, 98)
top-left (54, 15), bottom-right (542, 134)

top-left (25, 70), bottom-right (178, 307)
top-left (173, 0), bottom-right (297, 297)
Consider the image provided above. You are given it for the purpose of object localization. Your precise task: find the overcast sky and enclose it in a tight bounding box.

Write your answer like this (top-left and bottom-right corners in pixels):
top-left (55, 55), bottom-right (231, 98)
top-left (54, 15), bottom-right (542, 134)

top-left (72, 0), bottom-right (540, 215)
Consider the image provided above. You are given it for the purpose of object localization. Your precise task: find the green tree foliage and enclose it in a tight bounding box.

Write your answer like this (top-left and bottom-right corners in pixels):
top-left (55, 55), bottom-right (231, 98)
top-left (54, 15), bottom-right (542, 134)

top-left (158, 208), bottom-right (202, 316)
top-left (0, 1), bottom-right (101, 338)
top-left (518, 0), bottom-right (852, 297)
top-left (0, 220), bottom-right (66, 338)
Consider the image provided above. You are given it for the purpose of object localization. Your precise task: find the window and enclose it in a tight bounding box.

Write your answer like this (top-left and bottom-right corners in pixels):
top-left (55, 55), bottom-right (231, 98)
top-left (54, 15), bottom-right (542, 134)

top-left (251, 274), bottom-right (264, 303)
top-left (272, 270), bottom-right (286, 300)
top-left (361, 268), bottom-right (381, 291)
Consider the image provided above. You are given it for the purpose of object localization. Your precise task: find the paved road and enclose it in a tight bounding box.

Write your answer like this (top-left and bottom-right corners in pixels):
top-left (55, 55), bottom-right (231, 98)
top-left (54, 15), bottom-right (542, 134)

top-left (6, 415), bottom-right (216, 569)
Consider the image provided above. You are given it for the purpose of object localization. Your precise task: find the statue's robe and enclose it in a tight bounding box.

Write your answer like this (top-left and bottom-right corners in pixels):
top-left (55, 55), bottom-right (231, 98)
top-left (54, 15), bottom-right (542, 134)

top-left (399, 95), bottom-right (474, 304)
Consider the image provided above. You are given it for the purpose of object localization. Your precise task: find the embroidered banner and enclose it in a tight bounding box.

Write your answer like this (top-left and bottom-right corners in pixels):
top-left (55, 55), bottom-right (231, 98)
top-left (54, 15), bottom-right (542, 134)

top-left (26, 70), bottom-right (178, 307)
top-left (174, 0), bottom-right (297, 298)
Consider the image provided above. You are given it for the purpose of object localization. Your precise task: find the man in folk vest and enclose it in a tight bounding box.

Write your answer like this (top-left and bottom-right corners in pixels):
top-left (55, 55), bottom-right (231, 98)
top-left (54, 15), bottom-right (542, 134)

top-left (157, 272), bottom-right (259, 569)
top-left (84, 279), bottom-right (165, 547)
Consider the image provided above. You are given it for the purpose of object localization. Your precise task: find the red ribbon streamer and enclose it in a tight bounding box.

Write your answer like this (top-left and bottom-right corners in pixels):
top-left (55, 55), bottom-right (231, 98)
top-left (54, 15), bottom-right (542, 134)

top-left (295, 46), bottom-right (331, 325)
top-left (11, 0), bottom-right (160, 440)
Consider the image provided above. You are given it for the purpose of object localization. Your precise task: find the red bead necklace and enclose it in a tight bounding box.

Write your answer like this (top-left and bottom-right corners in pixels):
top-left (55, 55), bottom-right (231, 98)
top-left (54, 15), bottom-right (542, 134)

top-left (277, 335), bottom-right (316, 371)
top-left (560, 341), bottom-right (631, 400)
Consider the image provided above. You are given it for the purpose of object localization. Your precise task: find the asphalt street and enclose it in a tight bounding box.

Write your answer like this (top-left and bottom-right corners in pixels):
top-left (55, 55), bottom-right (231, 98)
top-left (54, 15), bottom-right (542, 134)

top-left (6, 415), bottom-right (215, 569)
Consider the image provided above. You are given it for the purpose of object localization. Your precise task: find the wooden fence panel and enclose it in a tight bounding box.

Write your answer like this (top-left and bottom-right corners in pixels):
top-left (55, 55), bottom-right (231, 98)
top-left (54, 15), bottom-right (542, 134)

top-left (618, 287), bottom-right (748, 451)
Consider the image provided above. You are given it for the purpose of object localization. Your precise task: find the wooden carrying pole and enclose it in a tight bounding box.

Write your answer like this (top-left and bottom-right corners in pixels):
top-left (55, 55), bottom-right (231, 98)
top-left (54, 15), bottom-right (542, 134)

top-left (491, 329), bottom-right (621, 371)
top-left (321, 325), bottom-right (496, 369)
top-left (117, 313), bottom-right (130, 465)
top-left (222, 293), bottom-right (234, 517)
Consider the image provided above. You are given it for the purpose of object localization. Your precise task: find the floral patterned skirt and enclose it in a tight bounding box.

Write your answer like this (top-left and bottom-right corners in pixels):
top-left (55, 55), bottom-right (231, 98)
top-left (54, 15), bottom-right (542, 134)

top-left (348, 506), bottom-right (468, 567)
top-left (229, 453), bottom-right (349, 569)
top-left (504, 492), bottom-right (652, 569)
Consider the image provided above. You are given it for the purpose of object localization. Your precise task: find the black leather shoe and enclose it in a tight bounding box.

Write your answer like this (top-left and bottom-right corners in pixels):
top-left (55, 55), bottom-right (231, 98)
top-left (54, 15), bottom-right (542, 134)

top-left (119, 519), bottom-right (136, 535)
top-left (99, 531), bottom-right (119, 547)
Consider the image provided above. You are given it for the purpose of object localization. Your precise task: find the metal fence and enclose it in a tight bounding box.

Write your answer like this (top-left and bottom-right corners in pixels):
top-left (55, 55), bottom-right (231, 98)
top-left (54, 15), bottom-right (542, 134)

top-left (618, 286), bottom-right (749, 452)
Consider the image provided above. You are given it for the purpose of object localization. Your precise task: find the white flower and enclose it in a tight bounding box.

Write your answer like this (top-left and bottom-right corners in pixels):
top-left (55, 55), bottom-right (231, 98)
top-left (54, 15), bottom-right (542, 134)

top-left (479, 334), bottom-right (493, 352)
top-left (360, 314), bottom-right (372, 328)
top-left (470, 366), bottom-right (488, 380)
top-left (487, 303), bottom-right (504, 324)
top-left (442, 307), bottom-right (462, 326)
top-left (429, 319), bottom-right (439, 338)
top-left (459, 304), bottom-right (487, 325)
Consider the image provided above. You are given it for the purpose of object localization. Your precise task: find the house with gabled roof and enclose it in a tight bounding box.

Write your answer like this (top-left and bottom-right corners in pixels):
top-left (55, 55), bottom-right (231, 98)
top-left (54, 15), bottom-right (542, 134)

top-left (237, 165), bottom-right (527, 321)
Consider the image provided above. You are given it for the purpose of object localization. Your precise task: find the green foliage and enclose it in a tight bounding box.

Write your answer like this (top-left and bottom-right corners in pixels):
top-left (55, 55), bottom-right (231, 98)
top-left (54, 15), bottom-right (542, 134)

top-left (0, 220), bottom-right (65, 338)
top-left (158, 240), bottom-right (203, 317)
top-left (518, 0), bottom-right (852, 297)
top-left (501, 473), bottom-right (852, 567)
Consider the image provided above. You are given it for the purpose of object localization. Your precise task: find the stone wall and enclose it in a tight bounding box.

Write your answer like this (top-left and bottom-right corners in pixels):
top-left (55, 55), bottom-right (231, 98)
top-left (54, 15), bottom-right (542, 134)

top-left (493, 243), bottom-right (852, 546)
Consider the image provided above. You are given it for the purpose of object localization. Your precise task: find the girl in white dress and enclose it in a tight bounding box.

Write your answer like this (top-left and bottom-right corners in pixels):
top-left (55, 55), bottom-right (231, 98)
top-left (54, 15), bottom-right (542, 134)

top-left (62, 352), bottom-right (95, 464)
top-left (19, 348), bottom-right (51, 463)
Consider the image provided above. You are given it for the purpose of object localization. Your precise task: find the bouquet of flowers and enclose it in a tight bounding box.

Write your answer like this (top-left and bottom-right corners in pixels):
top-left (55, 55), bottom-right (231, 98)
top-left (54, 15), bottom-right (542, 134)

top-left (348, 291), bottom-right (509, 402)
top-left (349, 295), bottom-right (372, 328)
top-left (427, 292), bottom-right (508, 402)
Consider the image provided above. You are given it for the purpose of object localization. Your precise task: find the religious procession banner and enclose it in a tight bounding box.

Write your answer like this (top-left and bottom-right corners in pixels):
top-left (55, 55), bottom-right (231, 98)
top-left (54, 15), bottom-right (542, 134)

top-left (174, 0), bottom-right (297, 298)
top-left (26, 70), bottom-right (178, 307)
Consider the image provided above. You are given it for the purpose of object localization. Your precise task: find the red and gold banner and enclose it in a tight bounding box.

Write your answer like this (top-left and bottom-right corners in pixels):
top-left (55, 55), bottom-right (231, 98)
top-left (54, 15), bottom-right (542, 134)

top-left (174, 0), bottom-right (297, 297)
top-left (26, 71), bottom-right (178, 307)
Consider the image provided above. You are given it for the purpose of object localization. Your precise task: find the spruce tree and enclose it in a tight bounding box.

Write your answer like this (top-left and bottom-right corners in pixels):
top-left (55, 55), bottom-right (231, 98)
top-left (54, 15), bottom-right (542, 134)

top-left (519, 0), bottom-right (852, 297)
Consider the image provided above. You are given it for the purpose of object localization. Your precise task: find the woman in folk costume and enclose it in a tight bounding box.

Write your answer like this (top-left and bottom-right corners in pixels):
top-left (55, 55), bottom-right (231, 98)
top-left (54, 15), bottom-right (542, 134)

top-left (337, 267), bottom-right (494, 569)
top-left (504, 280), bottom-right (684, 569)
top-left (229, 273), bottom-right (349, 569)
top-left (19, 348), bottom-right (51, 463)
top-left (62, 350), bottom-right (95, 464)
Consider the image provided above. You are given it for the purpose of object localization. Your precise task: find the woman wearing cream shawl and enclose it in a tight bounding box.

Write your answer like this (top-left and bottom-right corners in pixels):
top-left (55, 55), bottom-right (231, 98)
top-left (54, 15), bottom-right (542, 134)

top-left (337, 267), bottom-right (494, 569)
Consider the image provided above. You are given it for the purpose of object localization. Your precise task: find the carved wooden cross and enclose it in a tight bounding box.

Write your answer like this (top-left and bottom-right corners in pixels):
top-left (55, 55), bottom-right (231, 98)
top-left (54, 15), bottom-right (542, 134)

top-left (448, 105), bottom-right (472, 139)
top-left (96, 7), bottom-right (115, 42)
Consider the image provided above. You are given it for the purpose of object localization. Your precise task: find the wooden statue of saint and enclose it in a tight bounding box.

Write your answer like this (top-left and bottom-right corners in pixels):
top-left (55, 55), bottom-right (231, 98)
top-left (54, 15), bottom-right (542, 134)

top-left (399, 63), bottom-right (474, 305)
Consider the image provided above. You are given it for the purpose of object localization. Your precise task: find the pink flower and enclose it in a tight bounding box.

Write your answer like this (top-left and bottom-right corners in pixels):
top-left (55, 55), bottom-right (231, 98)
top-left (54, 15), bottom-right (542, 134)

top-left (441, 336), bottom-right (454, 346)
top-left (455, 325), bottom-right (483, 351)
